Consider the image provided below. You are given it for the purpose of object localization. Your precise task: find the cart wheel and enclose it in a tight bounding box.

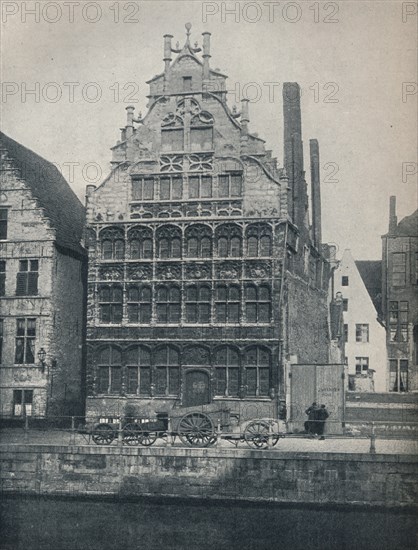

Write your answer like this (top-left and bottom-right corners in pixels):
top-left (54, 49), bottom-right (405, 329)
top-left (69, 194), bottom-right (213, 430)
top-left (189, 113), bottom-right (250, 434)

top-left (244, 420), bottom-right (279, 449)
top-left (178, 412), bottom-right (216, 447)
top-left (123, 423), bottom-right (141, 446)
top-left (137, 427), bottom-right (158, 447)
top-left (92, 424), bottom-right (115, 445)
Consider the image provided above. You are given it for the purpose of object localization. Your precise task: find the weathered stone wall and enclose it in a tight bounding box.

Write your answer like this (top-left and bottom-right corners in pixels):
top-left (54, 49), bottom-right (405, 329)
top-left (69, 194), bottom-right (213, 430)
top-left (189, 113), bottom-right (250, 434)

top-left (0, 167), bottom-right (56, 417)
top-left (0, 156), bottom-right (86, 418)
top-left (1, 445), bottom-right (416, 507)
top-left (285, 274), bottom-right (330, 364)
top-left (48, 248), bottom-right (85, 416)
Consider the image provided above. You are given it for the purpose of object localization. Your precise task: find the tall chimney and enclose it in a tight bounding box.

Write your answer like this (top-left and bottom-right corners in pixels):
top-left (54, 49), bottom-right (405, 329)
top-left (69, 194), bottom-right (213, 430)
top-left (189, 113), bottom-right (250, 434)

top-left (283, 83), bottom-right (304, 226)
top-left (202, 32), bottom-right (211, 80)
top-left (241, 98), bottom-right (249, 133)
top-left (310, 139), bottom-right (322, 248)
top-left (125, 105), bottom-right (135, 139)
top-left (163, 34), bottom-right (173, 71)
top-left (389, 195), bottom-right (397, 233)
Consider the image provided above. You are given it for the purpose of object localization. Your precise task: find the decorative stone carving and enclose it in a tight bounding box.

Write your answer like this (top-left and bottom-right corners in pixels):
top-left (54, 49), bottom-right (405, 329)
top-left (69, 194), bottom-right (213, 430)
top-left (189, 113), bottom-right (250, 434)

top-left (246, 222), bottom-right (272, 238)
top-left (186, 264), bottom-right (211, 279)
top-left (191, 111), bottom-right (214, 126)
top-left (160, 155), bottom-right (183, 172)
top-left (99, 265), bottom-right (124, 281)
top-left (99, 226), bottom-right (124, 240)
top-left (215, 223), bottom-right (242, 239)
top-left (13, 369), bottom-right (32, 382)
top-left (161, 113), bottom-right (184, 128)
top-left (187, 153), bottom-right (213, 172)
top-left (156, 264), bottom-right (181, 280)
top-left (128, 226), bottom-right (152, 240)
top-left (245, 261), bottom-right (272, 279)
top-left (127, 264), bottom-right (152, 280)
top-left (217, 262), bottom-right (241, 279)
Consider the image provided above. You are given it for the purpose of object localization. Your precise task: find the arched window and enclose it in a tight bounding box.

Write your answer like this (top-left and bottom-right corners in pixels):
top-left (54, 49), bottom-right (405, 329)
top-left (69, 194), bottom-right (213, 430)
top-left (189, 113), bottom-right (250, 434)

top-left (230, 237), bottom-right (241, 257)
top-left (246, 224), bottom-right (272, 257)
top-left (128, 227), bottom-right (153, 260)
top-left (97, 346), bottom-right (122, 394)
top-left (244, 347), bottom-right (270, 396)
top-left (155, 346), bottom-right (180, 396)
top-left (190, 111), bottom-right (214, 152)
top-left (100, 228), bottom-right (125, 260)
top-left (218, 237), bottom-right (228, 258)
top-left (156, 285), bottom-right (181, 323)
top-left (247, 236), bottom-right (258, 257)
top-left (98, 285), bottom-right (123, 324)
top-left (161, 113), bottom-right (184, 152)
top-left (185, 284), bottom-right (211, 323)
top-left (127, 285), bottom-right (152, 323)
top-left (245, 284), bottom-right (271, 323)
top-left (156, 226), bottom-right (182, 259)
top-left (214, 347), bottom-right (240, 397)
top-left (215, 285), bottom-right (240, 323)
top-left (126, 346), bottom-right (151, 396)
top-left (185, 225), bottom-right (213, 258)
top-left (215, 224), bottom-right (242, 258)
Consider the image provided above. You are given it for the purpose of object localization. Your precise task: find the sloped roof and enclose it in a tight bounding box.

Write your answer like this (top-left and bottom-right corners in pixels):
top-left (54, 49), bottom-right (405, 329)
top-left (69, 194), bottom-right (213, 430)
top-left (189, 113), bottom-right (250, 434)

top-left (356, 260), bottom-right (383, 317)
top-left (394, 209), bottom-right (418, 237)
top-left (0, 132), bottom-right (86, 256)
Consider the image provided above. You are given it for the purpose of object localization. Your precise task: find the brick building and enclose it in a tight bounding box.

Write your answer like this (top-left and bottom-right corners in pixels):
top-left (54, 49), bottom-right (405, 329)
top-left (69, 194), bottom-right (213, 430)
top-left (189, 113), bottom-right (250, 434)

top-left (0, 132), bottom-right (86, 418)
top-left (382, 197), bottom-right (418, 392)
top-left (84, 26), bottom-right (331, 422)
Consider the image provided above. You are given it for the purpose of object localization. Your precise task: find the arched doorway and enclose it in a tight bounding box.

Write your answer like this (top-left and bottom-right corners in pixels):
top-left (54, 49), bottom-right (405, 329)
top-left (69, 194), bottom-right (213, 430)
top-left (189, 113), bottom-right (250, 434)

top-left (184, 370), bottom-right (210, 407)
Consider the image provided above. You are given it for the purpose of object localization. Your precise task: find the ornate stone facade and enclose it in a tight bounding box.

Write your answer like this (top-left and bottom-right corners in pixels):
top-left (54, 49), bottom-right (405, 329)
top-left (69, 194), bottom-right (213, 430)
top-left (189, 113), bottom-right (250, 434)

top-left (85, 26), bottom-right (331, 420)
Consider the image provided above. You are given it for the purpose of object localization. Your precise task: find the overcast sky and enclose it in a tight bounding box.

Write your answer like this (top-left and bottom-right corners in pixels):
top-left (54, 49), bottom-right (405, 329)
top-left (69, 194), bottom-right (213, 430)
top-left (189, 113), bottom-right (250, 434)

top-left (1, 0), bottom-right (417, 259)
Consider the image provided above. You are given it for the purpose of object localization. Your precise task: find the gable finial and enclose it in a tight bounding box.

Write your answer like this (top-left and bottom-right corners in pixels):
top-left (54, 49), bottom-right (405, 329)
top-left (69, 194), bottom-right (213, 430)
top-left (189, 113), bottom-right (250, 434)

top-left (185, 22), bottom-right (192, 45)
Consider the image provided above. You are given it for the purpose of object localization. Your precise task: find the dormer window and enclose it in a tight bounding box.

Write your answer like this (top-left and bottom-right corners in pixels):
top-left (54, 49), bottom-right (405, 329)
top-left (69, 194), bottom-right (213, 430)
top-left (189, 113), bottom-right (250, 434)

top-left (183, 76), bottom-right (192, 92)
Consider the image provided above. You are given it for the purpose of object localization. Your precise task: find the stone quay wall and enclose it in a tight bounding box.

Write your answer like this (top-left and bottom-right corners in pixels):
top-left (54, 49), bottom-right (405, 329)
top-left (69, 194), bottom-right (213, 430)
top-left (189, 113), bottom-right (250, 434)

top-left (1, 445), bottom-right (417, 507)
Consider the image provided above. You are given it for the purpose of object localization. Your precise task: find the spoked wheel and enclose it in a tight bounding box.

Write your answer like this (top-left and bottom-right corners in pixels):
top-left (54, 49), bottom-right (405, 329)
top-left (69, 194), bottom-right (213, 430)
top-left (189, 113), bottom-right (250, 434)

top-left (244, 420), bottom-right (280, 449)
top-left (92, 424), bottom-right (115, 445)
top-left (137, 426), bottom-right (158, 447)
top-left (178, 412), bottom-right (216, 447)
top-left (123, 423), bottom-right (141, 446)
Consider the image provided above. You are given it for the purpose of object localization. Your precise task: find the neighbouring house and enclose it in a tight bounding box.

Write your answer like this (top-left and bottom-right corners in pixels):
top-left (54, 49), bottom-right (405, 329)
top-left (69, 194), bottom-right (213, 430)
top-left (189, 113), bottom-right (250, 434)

top-left (382, 197), bottom-right (418, 392)
top-left (0, 132), bottom-right (87, 419)
top-left (84, 25), bottom-right (334, 423)
top-left (333, 249), bottom-right (387, 392)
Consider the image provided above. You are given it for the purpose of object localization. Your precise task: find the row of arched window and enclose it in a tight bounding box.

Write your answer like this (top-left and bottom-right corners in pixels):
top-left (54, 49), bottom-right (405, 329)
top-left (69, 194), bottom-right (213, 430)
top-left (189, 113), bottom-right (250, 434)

top-left (99, 224), bottom-right (273, 260)
top-left (98, 283), bottom-right (272, 324)
top-left (94, 344), bottom-right (271, 397)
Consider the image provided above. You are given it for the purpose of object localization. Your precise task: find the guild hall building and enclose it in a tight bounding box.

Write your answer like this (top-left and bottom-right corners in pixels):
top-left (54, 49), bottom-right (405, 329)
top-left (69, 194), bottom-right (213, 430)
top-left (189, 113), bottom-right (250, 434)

top-left (84, 25), bottom-right (332, 421)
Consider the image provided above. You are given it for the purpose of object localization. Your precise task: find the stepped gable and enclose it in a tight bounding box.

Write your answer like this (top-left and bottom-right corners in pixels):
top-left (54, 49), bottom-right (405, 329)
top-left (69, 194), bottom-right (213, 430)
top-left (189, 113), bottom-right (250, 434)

top-left (0, 131), bottom-right (86, 256)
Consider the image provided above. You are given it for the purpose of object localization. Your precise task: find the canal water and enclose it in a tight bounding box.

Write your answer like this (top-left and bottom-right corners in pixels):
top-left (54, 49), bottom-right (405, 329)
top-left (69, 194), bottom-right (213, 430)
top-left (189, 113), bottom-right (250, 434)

top-left (0, 496), bottom-right (416, 550)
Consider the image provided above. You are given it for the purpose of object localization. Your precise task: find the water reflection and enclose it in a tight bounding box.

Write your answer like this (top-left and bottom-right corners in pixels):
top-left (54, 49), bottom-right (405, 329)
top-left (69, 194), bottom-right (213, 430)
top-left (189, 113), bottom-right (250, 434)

top-left (0, 496), bottom-right (415, 550)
